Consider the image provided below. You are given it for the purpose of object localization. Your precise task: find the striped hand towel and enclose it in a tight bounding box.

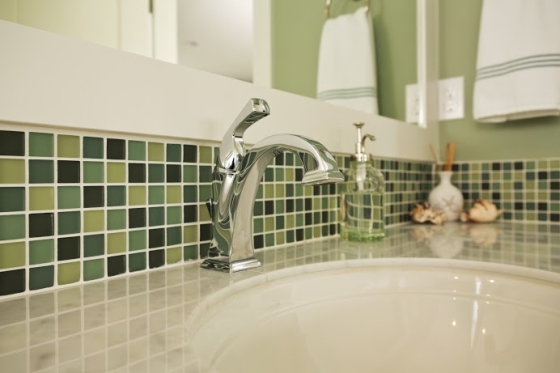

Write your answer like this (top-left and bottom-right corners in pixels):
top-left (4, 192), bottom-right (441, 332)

top-left (316, 7), bottom-right (378, 114)
top-left (473, 0), bottom-right (560, 122)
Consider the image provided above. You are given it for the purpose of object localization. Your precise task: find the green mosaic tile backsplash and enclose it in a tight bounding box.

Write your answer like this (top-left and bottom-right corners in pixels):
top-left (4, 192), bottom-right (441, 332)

top-left (2, 125), bottom-right (558, 298)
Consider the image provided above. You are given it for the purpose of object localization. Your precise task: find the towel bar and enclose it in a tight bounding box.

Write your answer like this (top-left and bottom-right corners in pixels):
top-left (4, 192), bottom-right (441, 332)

top-left (324, 0), bottom-right (369, 19)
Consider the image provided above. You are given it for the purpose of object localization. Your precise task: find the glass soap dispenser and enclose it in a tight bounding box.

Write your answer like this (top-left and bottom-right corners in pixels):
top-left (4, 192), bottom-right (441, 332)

top-left (339, 122), bottom-right (385, 241)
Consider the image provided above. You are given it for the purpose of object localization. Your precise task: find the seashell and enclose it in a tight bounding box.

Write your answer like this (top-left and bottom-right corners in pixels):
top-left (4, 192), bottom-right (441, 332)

top-left (460, 199), bottom-right (503, 223)
top-left (410, 202), bottom-right (445, 225)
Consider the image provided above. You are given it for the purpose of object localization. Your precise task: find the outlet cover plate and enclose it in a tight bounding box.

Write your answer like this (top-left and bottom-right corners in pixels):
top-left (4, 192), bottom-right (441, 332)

top-left (405, 83), bottom-right (419, 124)
top-left (439, 76), bottom-right (464, 121)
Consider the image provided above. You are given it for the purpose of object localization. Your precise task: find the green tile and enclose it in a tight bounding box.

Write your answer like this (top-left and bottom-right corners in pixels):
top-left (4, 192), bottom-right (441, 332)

top-left (58, 262), bottom-right (80, 285)
top-left (265, 233), bottom-right (274, 247)
top-left (199, 146), bottom-right (212, 163)
top-left (57, 135), bottom-right (80, 158)
top-left (198, 204), bottom-right (211, 221)
top-left (148, 164), bottom-right (164, 183)
top-left (29, 160), bottom-right (53, 184)
top-left (275, 168), bottom-right (284, 181)
top-left (166, 246), bottom-right (182, 264)
top-left (84, 210), bottom-right (105, 233)
top-left (183, 185), bottom-right (197, 203)
top-left (183, 165), bottom-right (197, 183)
top-left (129, 186), bottom-right (146, 205)
top-left (58, 186), bottom-right (81, 209)
top-left (167, 226), bottom-right (182, 246)
top-left (183, 225), bottom-right (198, 243)
top-left (149, 186), bottom-right (165, 205)
top-left (29, 239), bottom-right (54, 265)
top-left (0, 159), bottom-right (25, 184)
top-left (107, 209), bottom-right (126, 231)
top-left (128, 230), bottom-right (146, 251)
top-left (0, 215), bottom-right (25, 241)
top-left (254, 218), bottom-right (263, 234)
top-left (166, 186), bottom-right (181, 204)
top-left (107, 232), bottom-right (126, 254)
top-left (149, 207), bottom-right (165, 226)
top-left (29, 133), bottom-right (54, 157)
top-left (0, 187), bottom-right (25, 212)
top-left (166, 206), bottom-right (182, 225)
top-left (265, 217), bottom-right (274, 231)
top-left (0, 241), bottom-right (25, 269)
top-left (29, 187), bottom-right (54, 211)
top-left (198, 185), bottom-right (211, 202)
top-left (129, 252), bottom-right (146, 272)
top-left (166, 144), bottom-right (182, 163)
top-left (83, 162), bottom-right (104, 183)
top-left (128, 140), bottom-right (146, 161)
top-left (83, 259), bottom-right (104, 281)
top-left (275, 184), bottom-right (285, 198)
top-left (107, 163), bottom-right (126, 183)
top-left (84, 234), bottom-right (104, 257)
top-left (276, 232), bottom-right (285, 245)
top-left (107, 186), bottom-right (126, 207)
top-left (184, 245), bottom-right (198, 261)
top-left (148, 142), bottom-right (164, 162)
top-left (83, 137), bottom-right (104, 159)
top-left (29, 266), bottom-right (54, 290)
top-left (58, 211), bottom-right (81, 235)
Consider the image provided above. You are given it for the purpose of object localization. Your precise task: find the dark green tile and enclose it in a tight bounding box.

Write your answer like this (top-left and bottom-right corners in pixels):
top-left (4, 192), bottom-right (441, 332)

top-left (29, 239), bottom-right (54, 265)
top-left (184, 245), bottom-right (198, 260)
top-left (29, 160), bottom-right (54, 184)
top-left (129, 252), bottom-right (146, 272)
top-left (0, 269), bottom-right (25, 295)
top-left (0, 130), bottom-right (25, 156)
top-left (83, 162), bottom-right (104, 183)
top-left (0, 187), bottom-right (25, 212)
top-left (128, 230), bottom-right (146, 251)
top-left (166, 144), bottom-right (182, 163)
top-left (83, 259), bottom-right (104, 281)
top-left (84, 234), bottom-right (105, 257)
top-left (58, 211), bottom-right (81, 235)
top-left (183, 185), bottom-right (197, 203)
top-left (167, 226), bottom-right (182, 246)
top-left (83, 137), bottom-right (104, 159)
top-left (29, 266), bottom-right (54, 291)
top-left (29, 132), bottom-right (54, 157)
top-left (107, 209), bottom-right (126, 231)
top-left (107, 186), bottom-right (126, 207)
top-left (149, 207), bottom-right (165, 226)
top-left (128, 141), bottom-right (146, 161)
top-left (58, 186), bottom-right (81, 209)
top-left (198, 185), bottom-right (211, 202)
top-left (148, 164), bottom-right (164, 183)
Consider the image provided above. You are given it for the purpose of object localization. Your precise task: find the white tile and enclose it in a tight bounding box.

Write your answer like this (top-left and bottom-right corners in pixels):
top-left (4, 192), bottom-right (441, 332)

top-left (128, 294), bottom-right (147, 318)
top-left (108, 321), bottom-right (127, 347)
top-left (0, 322), bottom-right (27, 354)
top-left (30, 342), bottom-right (56, 372)
top-left (108, 345), bottom-right (127, 371)
top-left (58, 310), bottom-right (81, 338)
top-left (0, 350), bottom-right (27, 372)
top-left (108, 299), bottom-right (128, 324)
top-left (84, 352), bottom-right (106, 373)
top-left (128, 316), bottom-right (147, 341)
top-left (57, 334), bottom-right (82, 364)
top-left (84, 304), bottom-right (106, 330)
top-left (57, 287), bottom-right (82, 313)
top-left (30, 316), bottom-right (56, 346)
top-left (83, 328), bottom-right (106, 355)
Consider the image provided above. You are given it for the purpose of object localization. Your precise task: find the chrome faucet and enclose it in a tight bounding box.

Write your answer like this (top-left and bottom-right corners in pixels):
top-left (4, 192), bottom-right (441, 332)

top-left (201, 98), bottom-right (345, 273)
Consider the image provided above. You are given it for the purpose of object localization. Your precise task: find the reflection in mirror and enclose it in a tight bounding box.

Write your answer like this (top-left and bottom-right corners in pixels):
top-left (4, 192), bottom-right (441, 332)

top-left (0, 0), bottom-right (418, 120)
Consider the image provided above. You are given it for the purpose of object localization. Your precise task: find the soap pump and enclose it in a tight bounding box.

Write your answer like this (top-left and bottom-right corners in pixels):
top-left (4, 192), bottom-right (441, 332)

top-left (339, 122), bottom-right (385, 241)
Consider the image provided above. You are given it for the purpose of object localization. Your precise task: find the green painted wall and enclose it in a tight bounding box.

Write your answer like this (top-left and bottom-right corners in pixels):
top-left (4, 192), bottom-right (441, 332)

top-left (439, 0), bottom-right (560, 161)
top-left (271, 0), bottom-right (416, 121)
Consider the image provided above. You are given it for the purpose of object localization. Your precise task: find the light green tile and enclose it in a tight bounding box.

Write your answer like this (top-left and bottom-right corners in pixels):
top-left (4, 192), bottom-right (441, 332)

top-left (83, 259), bottom-right (104, 281)
top-left (276, 232), bottom-right (285, 245)
top-left (128, 141), bottom-right (146, 161)
top-left (108, 232), bottom-right (126, 254)
top-left (149, 186), bottom-right (165, 205)
top-left (83, 162), bottom-right (104, 183)
top-left (167, 206), bottom-right (182, 225)
top-left (148, 142), bottom-right (164, 162)
top-left (0, 215), bottom-right (25, 241)
top-left (84, 210), bottom-right (105, 233)
top-left (107, 209), bottom-right (126, 231)
top-left (0, 241), bottom-right (25, 269)
top-left (183, 165), bottom-right (197, 183)
top-left (29, 239), bottom-right (54, 265)
top-left (57, 186), bottom-right (80, 209)
top-left (57, 135), bottom-right (80, 158)
top-left (0, 159), bottom-right (25, 184)
top-left (265, 185), bottom-right (274, 199)
top-left (58, 262), bottom-right (80, 285)
top-left (183, 225), bottom-right (198, 243)
top-left (198, 204), bottom-right (210, 222)
top-left (29, 132), bottom-right (54, 157)
top-left (29, 187), bottom-right (54, 211)
top-left (199, 146), bottom-right (213, 163)
top-left (166, 186), bottom-right (181, 204)
top-left (166, 246), bottom-right (182, 264)
top-left (275, 184), bottom-right (285, 198)
top-left (129, 186), bottom-right (146, 206)
top-left (128, 230), bottom-right (146, 251)
top-left (265, 217), bottom-right (274, 232)
top-left (107, 163), bottom-right (126, 183)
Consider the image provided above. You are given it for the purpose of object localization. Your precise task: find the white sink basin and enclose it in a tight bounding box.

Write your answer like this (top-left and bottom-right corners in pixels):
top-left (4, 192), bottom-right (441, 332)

top-left (187, 259), bottom-right (560, 373)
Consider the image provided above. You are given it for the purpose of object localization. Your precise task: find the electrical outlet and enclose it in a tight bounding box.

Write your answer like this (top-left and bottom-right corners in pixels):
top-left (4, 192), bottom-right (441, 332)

top-left (405, 83), bottom-right (419, 124)
top-left (439, 76), bottom-right (464, 121)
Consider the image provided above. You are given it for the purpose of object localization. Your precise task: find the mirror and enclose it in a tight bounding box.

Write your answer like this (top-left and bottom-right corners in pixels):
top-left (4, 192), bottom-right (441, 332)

top-left (0, 0), bottom-right (428, 123)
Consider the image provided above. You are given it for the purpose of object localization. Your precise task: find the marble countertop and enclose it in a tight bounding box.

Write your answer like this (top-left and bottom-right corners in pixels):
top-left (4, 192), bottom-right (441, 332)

top-left (1, 222), bottom-right (559, 372)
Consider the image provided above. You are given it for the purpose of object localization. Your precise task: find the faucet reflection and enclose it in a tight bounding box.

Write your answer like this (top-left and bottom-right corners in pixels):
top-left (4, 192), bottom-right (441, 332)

top-left (201, 98), bottom-right (345, 273)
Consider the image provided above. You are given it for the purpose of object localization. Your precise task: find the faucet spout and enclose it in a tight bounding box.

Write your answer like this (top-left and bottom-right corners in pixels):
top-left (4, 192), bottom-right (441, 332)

top-left (201, 100), bottom-right (344, 273)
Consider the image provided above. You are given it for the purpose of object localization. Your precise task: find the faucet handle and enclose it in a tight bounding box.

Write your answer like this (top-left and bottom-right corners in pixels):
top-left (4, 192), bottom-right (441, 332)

top-left (219, 98), bottom-right (270, 171)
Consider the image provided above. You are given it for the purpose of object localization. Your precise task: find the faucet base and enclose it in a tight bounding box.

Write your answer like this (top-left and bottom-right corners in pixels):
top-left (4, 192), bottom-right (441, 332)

top-left (200, 257), bottom-right (262, 273)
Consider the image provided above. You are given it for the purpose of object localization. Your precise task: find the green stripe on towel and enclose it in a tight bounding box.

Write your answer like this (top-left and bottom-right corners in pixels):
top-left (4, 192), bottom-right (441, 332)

top-left (476, 61), bottom-right (560, 81)
top-left (318, 87), bottom-right (377, 100)
top-left (477, 53), bottom-right (560, 74)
